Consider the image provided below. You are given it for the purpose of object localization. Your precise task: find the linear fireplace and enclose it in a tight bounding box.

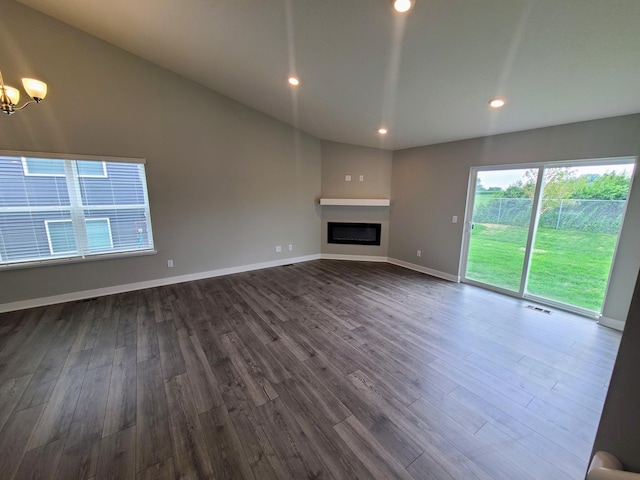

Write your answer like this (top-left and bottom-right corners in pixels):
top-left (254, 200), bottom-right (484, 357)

top-left (327, 222), bottom-right (381, 246)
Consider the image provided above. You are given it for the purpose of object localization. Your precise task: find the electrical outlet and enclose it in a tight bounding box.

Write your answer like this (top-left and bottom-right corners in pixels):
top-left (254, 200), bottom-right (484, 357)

top-left (275, 245), bottom-right (282, 253)
top-left (167, 259), bottom-right (174, 268)
top-left (452, 215), bottom-right (458, 223)
top-left (359, 175), bottom-right (364, 182)
top-left (288, 244), bottom-right (293, 251)
top-left (345, 175), bottom-right (352, 182)
top-left (416, 250), bottom-right (421, 257)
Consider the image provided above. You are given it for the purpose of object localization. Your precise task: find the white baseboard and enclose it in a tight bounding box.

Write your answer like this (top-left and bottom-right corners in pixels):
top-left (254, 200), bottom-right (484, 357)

top-left (598, 316), bottom-right (626, 332)
top-left (0, 254), bottom-right (321, 313)
top-left (320, 254), bottom-right (388, 262)
top-left (387, 257), bottom-right (460, 283)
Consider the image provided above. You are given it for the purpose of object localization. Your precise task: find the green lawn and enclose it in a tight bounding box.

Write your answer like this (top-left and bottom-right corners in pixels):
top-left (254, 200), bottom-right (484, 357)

top-left (466, 224), bottom-right (618, 311)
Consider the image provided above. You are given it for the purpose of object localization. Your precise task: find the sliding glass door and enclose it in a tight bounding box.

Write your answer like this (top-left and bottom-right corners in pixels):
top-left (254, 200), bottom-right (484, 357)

top-left (525, 163), bottom-right (634, 312)
top-left (465, 168), bottom-right (538, 293)
top-left (463, 159), bottom-right (635, 315)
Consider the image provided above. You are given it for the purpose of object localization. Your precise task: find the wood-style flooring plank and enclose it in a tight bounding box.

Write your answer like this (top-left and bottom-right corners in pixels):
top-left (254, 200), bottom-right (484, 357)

top-left (156, 320), bottom-right (186, 381)
top-left (14, 438), bottom-right (65, 480)
top-left (135, 300), bottom-right (159, 363)
top-left (475, 422), bottom-right (576, 480)
top-left (233, 300), bottom-right (281, 344)
top-left (272, 376), bottom-right (374, 479)
top-left (407, 452), bottom-right (458, 480)
top-left (70, 300), bottom-right (102, 353)
top-left (14, 309), bottom-right (84, 412)
top-left (200, 404), bottom-right (256, 480)
top-left (305, 356), bottom-right (424, 468)
top-left (15, 353), bottom-right (66, 412)
top-left (447, 385), bottom-right (587, 477)
top-left (95, 425), bottom-right (136, 480)
top-left (334, 414), bottom-right (414, 480)
top-left (253, 397), bottom-right (334, 480)
top-left (136, 457), bottom-right (176, 480)
top-left (0, 404), bottom-right (45, 480)
top-left (220, 331), bottom-right (278, 407)
top-left (346, 369), bottom-right (485, 479)
top-left (0, 316), bottom-right (61, 384)
top-left (115, 293), bottom-right (138, 349)
top-left (55, 363), bottom-right (111, 480)
top-left (267, 339), bottom-right (351, 425)
top-left (213, 354), bottom-right (285, 479)
top-left (0, 307), bottom-right (53, 360)
top-left (164, 373), bottom-right (214, 479)
top-left (0, 374), bottom-right (32, 430)
top-left (87, 298), bottom-right (118, 371)
top-left (102, 345), bottom-right (136, 437)
top-left (135, 358), bottom-right (172, 474)
top-left (28, 350), bottom-right (91, 451)
top-left (178, 333), bottom-right (223, 413)
top-left (233, 322), bottom-right (291, 384)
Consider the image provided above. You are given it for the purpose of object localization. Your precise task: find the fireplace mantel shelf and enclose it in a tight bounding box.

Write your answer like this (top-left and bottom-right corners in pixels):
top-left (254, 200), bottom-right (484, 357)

top-left (319, 198), bottom-right (390, 207)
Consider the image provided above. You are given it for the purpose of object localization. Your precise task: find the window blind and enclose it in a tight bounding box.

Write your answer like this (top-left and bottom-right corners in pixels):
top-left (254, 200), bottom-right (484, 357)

top-left (0, 154), bottom-right (154, 267)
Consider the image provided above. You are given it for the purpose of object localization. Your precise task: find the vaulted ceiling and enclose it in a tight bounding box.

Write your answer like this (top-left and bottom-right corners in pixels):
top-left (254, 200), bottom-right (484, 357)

top-left (16, 0), bottom-right (640, 149)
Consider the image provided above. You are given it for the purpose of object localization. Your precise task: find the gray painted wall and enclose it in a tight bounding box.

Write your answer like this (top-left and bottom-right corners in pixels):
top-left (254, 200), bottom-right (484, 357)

top-left (389, 115), bottom-right (640, 322)
top-left (321, 141), bottom-right (393, 199)
top-left (591, 270), bottom-right (640, 473)
top-left (0, 1), bottom-right (321, 304)
top-left (320, 141), bottom-right (392, 256)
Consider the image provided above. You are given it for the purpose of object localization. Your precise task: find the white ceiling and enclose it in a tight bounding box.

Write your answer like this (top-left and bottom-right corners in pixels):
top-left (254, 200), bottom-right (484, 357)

top-left (16, 0), bottom-right (640, 150)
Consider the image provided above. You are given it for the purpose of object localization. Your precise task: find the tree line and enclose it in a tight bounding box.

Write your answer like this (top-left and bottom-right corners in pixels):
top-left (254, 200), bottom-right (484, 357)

top-left (477, 168), bottom-right (632, 201)
top-left (474, 168), bottom-right (633, 233)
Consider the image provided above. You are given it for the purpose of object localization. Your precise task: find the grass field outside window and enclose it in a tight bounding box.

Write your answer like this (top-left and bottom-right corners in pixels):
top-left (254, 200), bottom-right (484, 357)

top-left (466, 223), bottom-right (617, 312)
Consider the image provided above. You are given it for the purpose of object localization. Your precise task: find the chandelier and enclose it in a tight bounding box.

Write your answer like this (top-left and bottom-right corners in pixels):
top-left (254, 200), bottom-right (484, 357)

top-left (0, 68), bottom-right (47, 115)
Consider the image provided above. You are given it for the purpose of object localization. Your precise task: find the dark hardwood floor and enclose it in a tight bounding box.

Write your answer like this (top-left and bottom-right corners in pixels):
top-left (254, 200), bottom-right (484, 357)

top-left (0, 260), bottom-right (621, 479)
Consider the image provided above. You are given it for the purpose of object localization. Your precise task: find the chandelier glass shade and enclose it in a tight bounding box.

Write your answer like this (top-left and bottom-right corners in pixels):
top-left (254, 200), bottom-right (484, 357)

top-left (0, 69), bottom-right (47, 115)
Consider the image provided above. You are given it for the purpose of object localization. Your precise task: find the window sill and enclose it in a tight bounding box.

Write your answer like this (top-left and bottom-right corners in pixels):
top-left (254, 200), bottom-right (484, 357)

top-left (0, 249), bottom-right (157, 271)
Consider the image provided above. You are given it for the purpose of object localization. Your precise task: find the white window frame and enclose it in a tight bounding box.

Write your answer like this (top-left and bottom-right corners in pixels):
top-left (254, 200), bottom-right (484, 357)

top-left (1, 151), bottom-right (156, 269)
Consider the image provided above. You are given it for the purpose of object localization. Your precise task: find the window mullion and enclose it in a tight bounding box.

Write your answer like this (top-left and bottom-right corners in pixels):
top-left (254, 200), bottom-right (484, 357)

top-left (64, 160), bottom-right (88, 256)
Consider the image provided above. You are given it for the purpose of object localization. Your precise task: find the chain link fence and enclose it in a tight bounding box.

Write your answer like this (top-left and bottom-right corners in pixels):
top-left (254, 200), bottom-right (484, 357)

top-left (473, 197), bottom-right (626, 234)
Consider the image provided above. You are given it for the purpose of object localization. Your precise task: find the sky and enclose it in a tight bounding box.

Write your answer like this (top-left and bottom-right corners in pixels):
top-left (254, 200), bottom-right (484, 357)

top-left (478, 163), bottom-right (636, 189)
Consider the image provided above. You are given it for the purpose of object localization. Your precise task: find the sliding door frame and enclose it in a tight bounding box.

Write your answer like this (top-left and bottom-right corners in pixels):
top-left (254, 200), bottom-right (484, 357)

top-left (460, 162), bottom-right (541, 298)
top-left (460, 157), bottom-right (637, 318)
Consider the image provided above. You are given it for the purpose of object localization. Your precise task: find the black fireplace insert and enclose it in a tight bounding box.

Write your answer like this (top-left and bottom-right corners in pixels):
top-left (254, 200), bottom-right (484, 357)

top-left (327, 222), bottom-right (381, 245)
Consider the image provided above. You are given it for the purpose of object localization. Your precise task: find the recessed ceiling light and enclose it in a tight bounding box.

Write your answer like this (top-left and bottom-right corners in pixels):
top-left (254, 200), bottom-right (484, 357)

top-left (288, 77), bottom-right (300, 86)
top-left (378, 128), bottom-right (388, 135)
top-left (489, 98), bottom-right (506, 108)
top-left (393, 0), bottom-right (413, 13)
